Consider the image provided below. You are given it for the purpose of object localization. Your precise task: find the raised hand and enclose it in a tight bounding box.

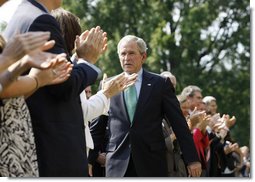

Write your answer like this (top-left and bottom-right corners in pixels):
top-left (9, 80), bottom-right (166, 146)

top-left (224, 114), bottom-right (236, 128)
top-left (75, 26), bottom-right (107, 64)
top-left (19, 40), bottom-right (60, 70)
top-left (196, 114), bottom-right (211, 133)
top-left (48, 57), bottom-right (73, 85)
top-left (0, 31), bottom-right (51, 71)
top-left (28, 54), bottom-right (73, 87)
top-left (189, 107), bottom-right (206, 130)
top-left (101, 72), bottom-right (137, 98)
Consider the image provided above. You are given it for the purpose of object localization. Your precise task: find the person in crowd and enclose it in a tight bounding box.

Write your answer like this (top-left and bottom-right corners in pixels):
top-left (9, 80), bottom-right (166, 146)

top-left (51, 8), bottom-right (138, 162)
top-left (202, 96), bottom-right (217, 115)
top-left (207, 122), bottom-right (229, 177)
top-left (160, 71), bottom-right (187, 177)
top-left (204, 102), bottom-right (240, 177)
top-left (0, 31), bottom-right (71, 95)
top-left (217, 116), bottom-right (242, 177)
top-left (238, 146), bottom-right (250, 177)
top-left (0, 34), bottom-right (72, 97)
top-left (160, 71), bottom-right (176, 89)
top-left (84, 84), bottom-right (106, 177)
top-left (180, 85), bottom-right (210, 176)
top-left (177, 94), bottom-right (190, 118)
top-left (181, 85), bottom-right (203, 111)
top-left (191, 112), bottom-right (210, 177)
top-left (0, 33), bottom-right (72, 177)
top-left (203, 96), bottom-right (236, 129)
top-left (181, 85), bottom-right (204, 131)
top-left (88, 35), bottom-right (201, 177)
top-left (3, 0), bottom-right (108, 177)
top-left (0, 32), bottom-right (52, 72)
top-left (89, 110), bottom-right (109, 177)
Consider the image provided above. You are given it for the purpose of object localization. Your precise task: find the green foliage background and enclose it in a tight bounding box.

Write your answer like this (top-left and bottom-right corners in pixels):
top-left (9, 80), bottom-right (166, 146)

top-left (63, 0), bottom-right (250, 147)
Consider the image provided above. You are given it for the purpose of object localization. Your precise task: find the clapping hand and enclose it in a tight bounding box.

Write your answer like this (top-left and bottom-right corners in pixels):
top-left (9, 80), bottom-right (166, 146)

top-left (75, 26), bottom-right (107, 64)
top-left (0, 31), bottom-right (51, 71)
top-left (28, 53), bottom-right (72, 87)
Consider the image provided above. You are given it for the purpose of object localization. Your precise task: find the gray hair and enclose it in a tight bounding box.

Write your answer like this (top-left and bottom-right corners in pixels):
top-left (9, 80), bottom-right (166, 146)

top-left (177, 94), bottom-right (187, 104)
top-left (117, 35), bottom-right (148, 54)
top-left (160, 71), bottom-right (176, 88)
top-left (160, 71), bottom-right (175, 79)
top-left (181, 85), bottom-right (202, 97)
top-left (203, 96), bottom-right (216, 105)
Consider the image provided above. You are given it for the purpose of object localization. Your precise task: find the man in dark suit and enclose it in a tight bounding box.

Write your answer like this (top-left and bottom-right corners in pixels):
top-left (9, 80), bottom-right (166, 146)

top-left (3, 0), bottom-right (107, 177)
top-left (88, 35), bottom-right (202, 177)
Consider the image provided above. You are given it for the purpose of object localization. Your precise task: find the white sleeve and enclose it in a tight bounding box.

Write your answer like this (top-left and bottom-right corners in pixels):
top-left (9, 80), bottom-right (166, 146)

top-left (80, 90), bottom-right (110, 124)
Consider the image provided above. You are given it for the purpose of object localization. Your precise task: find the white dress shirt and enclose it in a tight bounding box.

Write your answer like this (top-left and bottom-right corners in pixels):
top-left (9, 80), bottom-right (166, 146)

top-left (80, 90), bottom-right (110, 155)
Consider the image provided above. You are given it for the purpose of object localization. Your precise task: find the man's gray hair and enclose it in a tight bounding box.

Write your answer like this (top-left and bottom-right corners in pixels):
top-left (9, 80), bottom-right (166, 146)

top-left (160, 71), bottom-right (175, 79)
top-left (117, 35), bottom-right (148, 54)
top-left (203, 96), bottom-right (216, 105)
top-left (181, 85), bottom-right (202, 97)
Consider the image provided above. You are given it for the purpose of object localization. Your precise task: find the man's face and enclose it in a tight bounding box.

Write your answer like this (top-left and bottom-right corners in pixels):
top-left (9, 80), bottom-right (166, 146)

top-left (118, 40), bottom-right (146, 74)
top-left (180, 100), bottom-right (190, 117)
top-left (207, 100), bottom-right (217, 115)
top-left (188, 91), bottom-right (203, 110)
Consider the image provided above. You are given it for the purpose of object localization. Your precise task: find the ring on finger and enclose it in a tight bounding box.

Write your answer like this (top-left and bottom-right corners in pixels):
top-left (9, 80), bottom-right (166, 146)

top-left (52, 69), bottom-right (57, 75)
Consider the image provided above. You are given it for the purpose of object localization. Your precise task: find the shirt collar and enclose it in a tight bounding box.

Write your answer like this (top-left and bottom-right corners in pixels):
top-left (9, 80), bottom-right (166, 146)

top-left (136, 68), bottom-right (143, 83)
top-left (124, 68), bottom-right (143, 82)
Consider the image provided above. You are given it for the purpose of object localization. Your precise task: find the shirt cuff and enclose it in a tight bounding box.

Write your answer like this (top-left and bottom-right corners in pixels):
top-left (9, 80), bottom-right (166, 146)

top-left (97, 90), bottom-right (110, 116)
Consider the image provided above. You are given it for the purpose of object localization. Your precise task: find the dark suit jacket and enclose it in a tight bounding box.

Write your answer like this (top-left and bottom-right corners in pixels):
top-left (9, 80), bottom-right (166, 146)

top-left (4, 0), bottom-right (98, 177)
top-left (89, 70), bottom-right (199, 177)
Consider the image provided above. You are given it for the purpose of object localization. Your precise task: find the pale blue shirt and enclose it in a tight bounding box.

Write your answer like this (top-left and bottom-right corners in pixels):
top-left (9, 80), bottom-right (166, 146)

top-left (134, 69), bottom-right (143, 99)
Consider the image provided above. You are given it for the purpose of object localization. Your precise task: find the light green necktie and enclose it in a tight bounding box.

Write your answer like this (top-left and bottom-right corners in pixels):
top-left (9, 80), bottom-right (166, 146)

top-left (124, 85), bottom-right (137, 123)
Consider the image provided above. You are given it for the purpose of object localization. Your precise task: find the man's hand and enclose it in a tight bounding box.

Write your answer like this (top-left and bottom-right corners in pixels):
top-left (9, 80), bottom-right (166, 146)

top-left (88, 163), bottom-right (93, 177)
top-left (96, 152), bottom-right (106, 167)
top-left (187, 162), bottom-right (202, 177)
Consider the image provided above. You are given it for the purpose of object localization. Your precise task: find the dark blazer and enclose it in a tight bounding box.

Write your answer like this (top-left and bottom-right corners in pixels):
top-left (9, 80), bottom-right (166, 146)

top-left (89, 70), bottom-right (199, 177)
top-left (4, 0), bottom-right (98, 177)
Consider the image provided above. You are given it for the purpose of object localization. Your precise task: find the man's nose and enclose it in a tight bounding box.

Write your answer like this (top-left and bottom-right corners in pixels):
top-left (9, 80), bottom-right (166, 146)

top-left (123, 54), bottom-right (131, 61)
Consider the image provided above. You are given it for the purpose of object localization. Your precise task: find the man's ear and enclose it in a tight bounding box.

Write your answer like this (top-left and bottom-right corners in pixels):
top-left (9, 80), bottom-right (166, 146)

top-left (142, 53), bottom-right (147, 63)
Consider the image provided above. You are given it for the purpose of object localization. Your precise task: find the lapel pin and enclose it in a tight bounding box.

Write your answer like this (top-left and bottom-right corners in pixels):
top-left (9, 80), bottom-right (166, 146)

top-left (147, 84), bottom-right (151, 86)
